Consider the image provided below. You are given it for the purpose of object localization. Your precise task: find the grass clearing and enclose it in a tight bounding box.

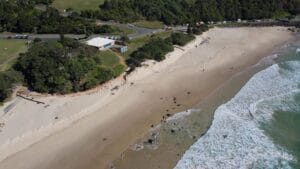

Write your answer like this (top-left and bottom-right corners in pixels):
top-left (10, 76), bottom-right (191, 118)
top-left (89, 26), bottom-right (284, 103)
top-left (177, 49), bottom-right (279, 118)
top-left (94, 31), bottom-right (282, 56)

top-left (95, 50), bottom-right (121, 68)
top-left (53, 0), bottom-right (105, 11)
top-left (133, 21), bottom-right (165, 29)
top-left (119, 27), bottom-right (135, 35)
top-left (0, 40), bottom-right (28, 71)
top-left (94, 50), bottom-right (126, 77)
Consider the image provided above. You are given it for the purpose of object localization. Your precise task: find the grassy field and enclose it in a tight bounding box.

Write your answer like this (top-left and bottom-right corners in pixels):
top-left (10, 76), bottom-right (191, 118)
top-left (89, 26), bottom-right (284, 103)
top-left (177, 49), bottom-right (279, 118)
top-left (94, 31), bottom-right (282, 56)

top-left (133, 21), bottom-right (165, 29)
top-left (53, 0), bottom-right (105, 11)
top-left (95, 50), bottom-right (121, 67)
top-left (114, 26), bottom-right (135, 35)
top-left (122, 31), bottom-right (172, 58)
top-left (0, 40), bottom-right (28, 71)
top-left (95, 50), bottom-right (126, 76)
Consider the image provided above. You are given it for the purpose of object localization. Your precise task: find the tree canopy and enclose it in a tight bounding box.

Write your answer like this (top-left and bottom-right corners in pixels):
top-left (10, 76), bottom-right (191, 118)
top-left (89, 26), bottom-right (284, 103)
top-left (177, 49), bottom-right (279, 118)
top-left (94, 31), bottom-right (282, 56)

top-left (81, 0), bottom-right (300, 24)
top-left (14, 39), bottom-right (121, 94)
top-left (0, 0), bottom-right (120, 34)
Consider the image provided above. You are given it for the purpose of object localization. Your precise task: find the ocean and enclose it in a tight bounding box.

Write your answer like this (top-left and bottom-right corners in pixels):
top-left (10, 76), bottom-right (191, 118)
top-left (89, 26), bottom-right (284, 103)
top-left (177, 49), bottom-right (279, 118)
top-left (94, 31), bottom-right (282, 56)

top-left (175, 40), bottom-right (300, 169)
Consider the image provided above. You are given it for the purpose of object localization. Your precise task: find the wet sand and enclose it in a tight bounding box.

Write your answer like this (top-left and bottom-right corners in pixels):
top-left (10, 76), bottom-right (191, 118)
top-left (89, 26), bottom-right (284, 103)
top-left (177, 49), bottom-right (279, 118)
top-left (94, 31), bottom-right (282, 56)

top-left (111, 52), bottom-right (282, 169)
top-left (0, 27), bottom-right (294, 169)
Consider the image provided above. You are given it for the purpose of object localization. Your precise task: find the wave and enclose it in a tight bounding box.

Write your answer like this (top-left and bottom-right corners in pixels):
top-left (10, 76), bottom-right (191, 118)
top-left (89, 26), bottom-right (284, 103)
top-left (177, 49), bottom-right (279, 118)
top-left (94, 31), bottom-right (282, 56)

top-left (175, 61), bottom-right (300, 169)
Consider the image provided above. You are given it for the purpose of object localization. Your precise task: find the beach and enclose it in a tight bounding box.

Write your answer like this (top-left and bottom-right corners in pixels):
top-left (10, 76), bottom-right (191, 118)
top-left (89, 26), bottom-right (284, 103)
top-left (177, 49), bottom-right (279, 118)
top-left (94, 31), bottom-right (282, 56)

top-left (0, 27), bottom-right (294, 169)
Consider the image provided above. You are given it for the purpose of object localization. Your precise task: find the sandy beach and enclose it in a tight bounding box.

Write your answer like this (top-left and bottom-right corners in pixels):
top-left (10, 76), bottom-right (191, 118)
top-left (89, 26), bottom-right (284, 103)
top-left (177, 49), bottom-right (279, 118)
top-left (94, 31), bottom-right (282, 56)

top-left (0, 27), bottom-right (294, 169)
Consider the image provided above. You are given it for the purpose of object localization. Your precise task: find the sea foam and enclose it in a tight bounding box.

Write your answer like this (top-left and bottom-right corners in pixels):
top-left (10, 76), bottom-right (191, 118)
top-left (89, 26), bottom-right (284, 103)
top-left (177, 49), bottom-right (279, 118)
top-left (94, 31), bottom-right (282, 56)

top-left (175, 61), bottom-right (300, 169)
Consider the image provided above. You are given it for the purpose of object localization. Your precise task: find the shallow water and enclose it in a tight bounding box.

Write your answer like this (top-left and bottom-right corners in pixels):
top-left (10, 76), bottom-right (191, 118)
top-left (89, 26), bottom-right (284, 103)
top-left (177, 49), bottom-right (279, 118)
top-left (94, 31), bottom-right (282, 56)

top-left (175, 40), bottom-right (300, 169)
top-left (112, 44), bottom-right (282, 169)
top-left (259, 92), bottom-right (300, 168)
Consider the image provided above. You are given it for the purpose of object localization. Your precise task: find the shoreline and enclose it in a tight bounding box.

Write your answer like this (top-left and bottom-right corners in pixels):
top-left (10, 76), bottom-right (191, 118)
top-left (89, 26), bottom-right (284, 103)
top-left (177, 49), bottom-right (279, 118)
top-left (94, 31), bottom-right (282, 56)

top-left (112, 36), bottom-right (297, 169)
top-left (174, 37), bottom-right (300, 169)
top-left (0, 27), bottom-right (294, 169)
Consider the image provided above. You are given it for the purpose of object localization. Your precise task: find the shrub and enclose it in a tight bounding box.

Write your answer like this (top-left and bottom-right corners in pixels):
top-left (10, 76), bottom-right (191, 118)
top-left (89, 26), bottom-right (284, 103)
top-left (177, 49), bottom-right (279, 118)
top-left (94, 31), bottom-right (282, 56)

top-left (168, 32), bottom-right (195, 46)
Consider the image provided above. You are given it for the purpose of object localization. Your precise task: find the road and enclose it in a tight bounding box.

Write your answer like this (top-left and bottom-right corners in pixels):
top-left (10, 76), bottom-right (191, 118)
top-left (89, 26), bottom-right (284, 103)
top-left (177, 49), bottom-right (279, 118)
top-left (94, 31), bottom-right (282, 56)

top-left (0, 21), bottom-right (187, 41)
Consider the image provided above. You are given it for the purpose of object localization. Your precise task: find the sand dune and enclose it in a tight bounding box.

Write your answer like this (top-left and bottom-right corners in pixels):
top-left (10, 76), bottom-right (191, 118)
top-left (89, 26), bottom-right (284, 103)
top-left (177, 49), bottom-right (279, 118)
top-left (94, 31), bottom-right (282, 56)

top-left (0, 27), bottom-right (293, 169)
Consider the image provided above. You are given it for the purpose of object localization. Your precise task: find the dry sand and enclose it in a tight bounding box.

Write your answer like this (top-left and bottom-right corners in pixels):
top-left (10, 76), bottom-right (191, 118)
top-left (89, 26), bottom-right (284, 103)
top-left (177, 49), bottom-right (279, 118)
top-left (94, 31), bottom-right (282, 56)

top-left (0, 27), bottom-right (294, 169)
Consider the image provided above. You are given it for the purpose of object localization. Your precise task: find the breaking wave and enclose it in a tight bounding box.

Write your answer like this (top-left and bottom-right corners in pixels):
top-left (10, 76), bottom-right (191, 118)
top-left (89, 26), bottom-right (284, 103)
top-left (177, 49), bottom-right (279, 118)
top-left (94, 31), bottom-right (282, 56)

top-left (175, 60), bottom-right (300, 169)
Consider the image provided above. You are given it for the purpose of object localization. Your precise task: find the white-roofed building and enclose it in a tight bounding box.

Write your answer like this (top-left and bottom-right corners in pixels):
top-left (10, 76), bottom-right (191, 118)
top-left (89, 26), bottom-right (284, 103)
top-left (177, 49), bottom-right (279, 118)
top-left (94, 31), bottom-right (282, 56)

top-left (86, 37), bottom-right (115, 50)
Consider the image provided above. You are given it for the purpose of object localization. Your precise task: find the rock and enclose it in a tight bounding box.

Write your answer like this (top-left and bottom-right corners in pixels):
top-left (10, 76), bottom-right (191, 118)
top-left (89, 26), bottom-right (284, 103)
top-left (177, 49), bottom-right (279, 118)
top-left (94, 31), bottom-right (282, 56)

top-left (147, 139), bottom-right (154, 144)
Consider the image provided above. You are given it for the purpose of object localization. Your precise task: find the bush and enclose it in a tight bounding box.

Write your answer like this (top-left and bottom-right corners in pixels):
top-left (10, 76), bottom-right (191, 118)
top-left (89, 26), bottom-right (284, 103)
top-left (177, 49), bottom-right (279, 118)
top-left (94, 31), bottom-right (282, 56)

top-left (168, 32), bottom-right (195, 46)
top-left (113, 64), bottom-right (126, 77)
top-left (0, 70), bottom-right (23, 102)
top-left (127, 37), bottom-right (174, 69)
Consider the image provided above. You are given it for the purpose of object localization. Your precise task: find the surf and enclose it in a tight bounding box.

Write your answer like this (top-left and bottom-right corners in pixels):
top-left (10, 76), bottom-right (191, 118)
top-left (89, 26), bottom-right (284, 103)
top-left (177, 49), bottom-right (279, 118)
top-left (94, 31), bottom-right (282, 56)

top-left (175, 48), bottom-right (300, 169)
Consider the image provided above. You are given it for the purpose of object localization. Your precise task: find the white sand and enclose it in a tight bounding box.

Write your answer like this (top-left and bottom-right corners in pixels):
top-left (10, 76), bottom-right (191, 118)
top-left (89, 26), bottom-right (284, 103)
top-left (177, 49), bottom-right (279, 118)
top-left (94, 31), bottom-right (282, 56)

top-left (0, 33), bottom-right (206, 162)
top-left (0, 27), bottom-right (293, 169)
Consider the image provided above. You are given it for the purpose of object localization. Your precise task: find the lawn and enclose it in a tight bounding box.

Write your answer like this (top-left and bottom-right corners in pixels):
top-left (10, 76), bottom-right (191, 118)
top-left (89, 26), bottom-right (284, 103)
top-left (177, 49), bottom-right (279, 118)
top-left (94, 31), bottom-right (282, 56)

top-left (0, 40), bottom-right (28, 71)
top-left (133, 21), bottom-right (165, 29)
top-left (109, 26), bottom-right (134, 36)
top-left (95, 50), bottom-right (121, 68)
top-left (53, 0), bottom-right (105, 11)
top-left (122, 31), bottom-right (172, 58)
top-left (117, 27), bottom-right (135, 35)
top-left (95, 50), bottom-right (126, 76)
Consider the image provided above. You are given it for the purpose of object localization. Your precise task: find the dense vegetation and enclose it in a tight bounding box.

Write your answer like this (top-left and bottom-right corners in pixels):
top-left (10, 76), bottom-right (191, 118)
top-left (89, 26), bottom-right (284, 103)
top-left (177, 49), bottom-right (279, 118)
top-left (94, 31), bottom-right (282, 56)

top-left (0, 70), bottom-right (23, 102)
top-left (126, 32), bottom-right (194, 69)
top-left (0, 0), bottom-right (120, 34)
top-left (0, 31), bottom-right (196, 102)
top-left (188, 24), bottom-right (209, 35)
top-left (14, 38), bottom-right (124, 94)
top-left (2, 0), bottom-right (297, 102)
top-left (167, 32), bottom-right (195, 46)
top-left (81, 0), bottom-right (300, 24)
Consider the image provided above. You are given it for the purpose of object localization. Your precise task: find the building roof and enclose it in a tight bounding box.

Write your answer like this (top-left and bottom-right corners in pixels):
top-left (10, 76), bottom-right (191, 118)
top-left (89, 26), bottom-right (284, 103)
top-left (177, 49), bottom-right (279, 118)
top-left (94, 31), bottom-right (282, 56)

top-left (86, 37), bottom-right (115, 48)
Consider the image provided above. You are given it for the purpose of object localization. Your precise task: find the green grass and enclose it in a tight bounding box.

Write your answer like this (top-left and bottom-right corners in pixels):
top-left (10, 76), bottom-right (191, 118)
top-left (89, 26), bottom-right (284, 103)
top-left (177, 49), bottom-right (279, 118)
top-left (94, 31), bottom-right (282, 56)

top-left (0, 40), bottom-right (28, 71)
top-left (112, 64), bottom-right (126, 77)
top-left (94, 50), bottom-right (126, 77)
top-left (119, 27), bottom-right (135, 35)
top-left (272, 11), bottom-right (291, 20)
top-left (53, 0), bottom-right (105, 11)
top-left (133, 21), bottom-right (165, 29)
top-left (95, 50), bottom-right (120, 68)
top-left (114, 26), bottom-right (135, 35)
top-left (122, 31), bottom-right (172, 58)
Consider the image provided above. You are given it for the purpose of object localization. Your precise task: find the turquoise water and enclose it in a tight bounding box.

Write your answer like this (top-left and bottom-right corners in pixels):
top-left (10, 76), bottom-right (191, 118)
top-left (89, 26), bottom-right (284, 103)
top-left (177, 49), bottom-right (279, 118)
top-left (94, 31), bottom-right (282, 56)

top-left (260, 92), bottom-right (300, 168)
top-left (175, 40), bottom-right (300, 169)
top-left (259, 43), bottom-right (300, 168)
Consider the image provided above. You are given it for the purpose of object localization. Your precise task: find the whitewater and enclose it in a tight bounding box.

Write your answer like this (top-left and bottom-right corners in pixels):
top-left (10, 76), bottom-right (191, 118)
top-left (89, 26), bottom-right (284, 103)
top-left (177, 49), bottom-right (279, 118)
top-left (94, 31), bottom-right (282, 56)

top-left (175, 49), bottom-right (300, 169)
